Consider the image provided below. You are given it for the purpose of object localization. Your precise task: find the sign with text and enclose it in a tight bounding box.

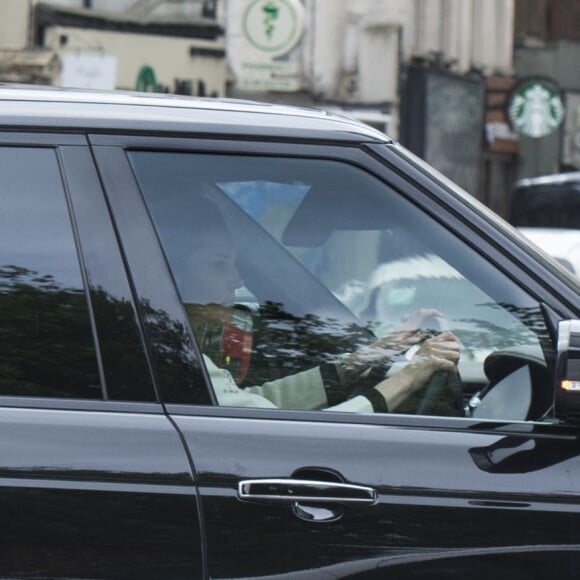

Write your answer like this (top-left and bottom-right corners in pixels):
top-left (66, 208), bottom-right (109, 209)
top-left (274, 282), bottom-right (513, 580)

top-left (228, 0), bottom-right (305, 92)
top-left (60, 53), bottom-right (117, 90)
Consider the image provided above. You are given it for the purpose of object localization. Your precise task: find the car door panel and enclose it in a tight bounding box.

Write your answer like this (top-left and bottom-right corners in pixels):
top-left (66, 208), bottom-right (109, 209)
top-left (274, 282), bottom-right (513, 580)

top-left (171, 411), bottom-right (580, 578)
top-left (0, 403), bottom-right (203, 578)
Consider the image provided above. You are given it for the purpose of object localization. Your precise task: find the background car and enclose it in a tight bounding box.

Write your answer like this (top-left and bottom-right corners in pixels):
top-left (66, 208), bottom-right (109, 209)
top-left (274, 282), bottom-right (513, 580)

top-left (510, 172), bottom-right (580, 275)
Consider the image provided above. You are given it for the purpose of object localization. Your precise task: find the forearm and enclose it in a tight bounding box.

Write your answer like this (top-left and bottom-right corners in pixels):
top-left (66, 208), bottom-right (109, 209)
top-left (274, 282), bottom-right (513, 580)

top-left (374, 369), bottom-right (414, 411)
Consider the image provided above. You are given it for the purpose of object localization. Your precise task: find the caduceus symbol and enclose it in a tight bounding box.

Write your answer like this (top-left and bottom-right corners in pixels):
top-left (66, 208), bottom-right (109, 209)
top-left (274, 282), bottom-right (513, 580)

top-left (262, 2), bottom-right (280, 40)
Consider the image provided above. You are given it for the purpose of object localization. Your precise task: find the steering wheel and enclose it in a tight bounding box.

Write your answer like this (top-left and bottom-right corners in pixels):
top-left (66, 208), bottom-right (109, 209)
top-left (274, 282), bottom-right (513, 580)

top-left (468, 350), bottom-right (552, 421)
top-left (412, 315), bottom-right (464, 417)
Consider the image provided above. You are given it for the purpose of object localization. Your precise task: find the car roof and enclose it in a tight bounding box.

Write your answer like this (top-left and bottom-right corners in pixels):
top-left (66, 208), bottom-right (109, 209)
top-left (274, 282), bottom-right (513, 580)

top-left (0, 83), bottom-right (392, 143)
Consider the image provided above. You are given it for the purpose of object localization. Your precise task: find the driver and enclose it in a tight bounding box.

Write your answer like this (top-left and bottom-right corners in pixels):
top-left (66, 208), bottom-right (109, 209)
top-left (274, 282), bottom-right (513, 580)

top-left (168, 196), bottom-right (461, 414)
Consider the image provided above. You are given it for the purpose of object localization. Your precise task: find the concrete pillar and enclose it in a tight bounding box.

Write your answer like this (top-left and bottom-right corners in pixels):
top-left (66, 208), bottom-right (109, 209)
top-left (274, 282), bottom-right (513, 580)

top-left (414, 0), bottom-right (444, 56)
top-left (440, 0), bottom-right (473, 72)
top-left (494, 0), bottom-right (514, 73)
top-left (309, 0), bottom-right (348, 97)
top-left (471, 0), bottom-right (513, 72)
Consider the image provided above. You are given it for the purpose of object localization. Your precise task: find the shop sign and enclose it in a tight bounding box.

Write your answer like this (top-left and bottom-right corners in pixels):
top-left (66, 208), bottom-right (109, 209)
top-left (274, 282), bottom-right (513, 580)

top-left (508, 78), bottom-right (565, 138)
top-left (238, 60), bottom-right (300, 91)
top-left (228, 0), bottom-right (305, 92)
top-left (60, 53), bottom-right (116, 90)
top-left (242, 0), bottom-right (305, 58)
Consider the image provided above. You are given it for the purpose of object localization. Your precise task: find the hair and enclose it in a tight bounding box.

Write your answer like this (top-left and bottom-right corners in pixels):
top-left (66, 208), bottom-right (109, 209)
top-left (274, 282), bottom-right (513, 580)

top-left (156, 194), bottom-right (240, 313)
top-left (157, 195), bottom-right (231, 263)
top-left (187, 195), bottom-right (230, 236)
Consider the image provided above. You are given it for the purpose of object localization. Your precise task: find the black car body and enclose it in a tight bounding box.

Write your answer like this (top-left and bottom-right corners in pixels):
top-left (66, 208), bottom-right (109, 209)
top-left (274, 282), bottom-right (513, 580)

top-left (1, 85), bottom-right (580, 579)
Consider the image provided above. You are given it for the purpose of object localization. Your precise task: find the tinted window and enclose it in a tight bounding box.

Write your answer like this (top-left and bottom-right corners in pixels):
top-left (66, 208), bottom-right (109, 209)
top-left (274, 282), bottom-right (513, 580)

top-left (510, 182), bottom-right (580, 228)
top-left (130, 151), bottom-right (553, 421)
top-left (0, 147), bottom-right (101, 398)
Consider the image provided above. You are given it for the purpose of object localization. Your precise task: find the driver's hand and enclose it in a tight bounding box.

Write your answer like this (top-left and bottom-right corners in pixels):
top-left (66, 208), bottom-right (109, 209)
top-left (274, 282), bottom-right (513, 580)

top-left (337, 312), bottom-right (458, 384)
top-left (373, 355), bottom-right (457, 411)
top-left (337, 329), bottom-right (426, 380)
top-left (413, 331), bottom-right (461, 366)
top-left (366, 329), bottom-right (426, 358)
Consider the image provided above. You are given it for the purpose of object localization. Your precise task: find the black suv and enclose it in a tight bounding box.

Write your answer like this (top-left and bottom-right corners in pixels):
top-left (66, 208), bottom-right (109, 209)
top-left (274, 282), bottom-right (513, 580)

top-left (1, 85), bottom-right (580, 579)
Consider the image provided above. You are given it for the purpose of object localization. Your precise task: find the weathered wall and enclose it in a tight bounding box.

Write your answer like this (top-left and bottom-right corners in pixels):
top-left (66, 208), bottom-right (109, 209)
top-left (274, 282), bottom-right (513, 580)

top-left (0, 0), bottom-right (30, 48)
top-left (43, 25), bottom-right (226, 93)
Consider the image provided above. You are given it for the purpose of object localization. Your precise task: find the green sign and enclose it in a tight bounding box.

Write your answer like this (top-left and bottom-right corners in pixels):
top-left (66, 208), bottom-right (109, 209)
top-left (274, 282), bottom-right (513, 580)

top-left (242, 0), bottom-right (305, 57)
top-left (135, 65), bottom-right (158, 92)
top-left (508, 78), bottom-right (565, 138)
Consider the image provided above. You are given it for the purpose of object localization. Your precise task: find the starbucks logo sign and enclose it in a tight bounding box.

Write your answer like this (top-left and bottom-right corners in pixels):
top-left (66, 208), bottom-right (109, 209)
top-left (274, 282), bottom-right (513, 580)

top-left (508, 78), bottom-right (565, 138)
top-left (242, 0), bottom-right (305, 57)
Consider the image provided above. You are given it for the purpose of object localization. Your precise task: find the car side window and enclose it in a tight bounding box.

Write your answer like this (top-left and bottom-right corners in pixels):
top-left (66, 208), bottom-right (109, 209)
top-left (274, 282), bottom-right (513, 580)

top-left (130, 151), bottom-right (554, 421)
top-left (0, 147), bottom-right (102, 399)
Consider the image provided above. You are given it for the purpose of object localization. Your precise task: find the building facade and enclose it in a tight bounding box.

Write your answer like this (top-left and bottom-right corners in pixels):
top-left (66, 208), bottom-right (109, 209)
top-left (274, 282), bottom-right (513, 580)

top-left (225, 0), bottom-right (515, 203)
top-left (2, 1), bottom-right (578, 214)
top-left (0, 0), bottom-right (226, 95)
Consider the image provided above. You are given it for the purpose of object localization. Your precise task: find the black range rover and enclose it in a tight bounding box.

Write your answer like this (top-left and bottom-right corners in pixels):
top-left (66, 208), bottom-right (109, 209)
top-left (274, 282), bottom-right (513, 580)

top-left (1, 84), bottom-right (580, 579)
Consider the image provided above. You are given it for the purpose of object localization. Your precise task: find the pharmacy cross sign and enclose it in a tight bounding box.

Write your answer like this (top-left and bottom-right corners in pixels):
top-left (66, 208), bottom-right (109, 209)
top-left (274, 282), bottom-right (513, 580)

top-left (508, 78), bottom-right (565, 138)
top-left (242, 0), bottom-right (305, 57)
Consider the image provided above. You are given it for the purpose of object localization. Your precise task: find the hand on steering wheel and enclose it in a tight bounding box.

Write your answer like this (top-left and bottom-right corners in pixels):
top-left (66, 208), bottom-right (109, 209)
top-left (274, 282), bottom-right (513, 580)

top-left (412, 318), bottom-right (463, 416)
top-left (339, 310), bottom-right (449, 379)
top-left (414, 330), bottom-right (461, 365)
top-left (378, 313), bottom-right (464, 416)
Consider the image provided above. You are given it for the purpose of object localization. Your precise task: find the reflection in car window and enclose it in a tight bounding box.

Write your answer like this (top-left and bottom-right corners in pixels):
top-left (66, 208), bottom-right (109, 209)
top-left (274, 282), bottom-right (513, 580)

top-left (130, 151), bottom-right (553, 421)
top-left (0, 147), bottom-right (101, 398)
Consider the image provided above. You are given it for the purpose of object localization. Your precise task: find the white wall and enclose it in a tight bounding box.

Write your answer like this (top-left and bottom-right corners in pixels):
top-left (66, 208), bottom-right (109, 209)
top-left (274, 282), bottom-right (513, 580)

top-left (0, 0), bottom-right (31, 48)
top-left (301, 0), bottom-right (402, 103)
top-left (43, 26), bottom-right (226, 93)
top-left (356, 23), bottom-right (399, 103)
top-left (20, 0), bottom-right (514, 102)
top-left (406, 0), bottom-right (513, 73)
top-left (308, 0), bottom-right (347, 98)
top-left (229, 0), bottom-right (514, 103)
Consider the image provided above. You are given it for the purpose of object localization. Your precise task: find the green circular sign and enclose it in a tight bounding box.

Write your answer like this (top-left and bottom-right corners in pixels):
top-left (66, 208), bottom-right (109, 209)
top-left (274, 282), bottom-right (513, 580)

top-left (508, 78), bottom-right (565, 138)
top-left (242, 0), bottom-right (305, 57)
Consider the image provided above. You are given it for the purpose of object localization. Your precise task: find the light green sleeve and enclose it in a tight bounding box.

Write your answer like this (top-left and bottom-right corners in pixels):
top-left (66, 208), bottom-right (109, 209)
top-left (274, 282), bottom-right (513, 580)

top-left (205, 355), bottom-right (374, 413)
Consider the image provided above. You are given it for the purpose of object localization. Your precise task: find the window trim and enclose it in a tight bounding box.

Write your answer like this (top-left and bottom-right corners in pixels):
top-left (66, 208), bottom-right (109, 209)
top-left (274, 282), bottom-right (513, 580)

top-left (91, 143), bottom-right (213, 407)
top-left (60, 144), bottom-right (159, 404)
top-left (0, 396), bottom-right (164, 414)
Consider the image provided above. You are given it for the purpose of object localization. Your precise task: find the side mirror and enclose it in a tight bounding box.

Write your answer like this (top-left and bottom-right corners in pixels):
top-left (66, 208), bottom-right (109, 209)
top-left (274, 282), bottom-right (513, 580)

top-left (554, 320), bottom-right (580, 423)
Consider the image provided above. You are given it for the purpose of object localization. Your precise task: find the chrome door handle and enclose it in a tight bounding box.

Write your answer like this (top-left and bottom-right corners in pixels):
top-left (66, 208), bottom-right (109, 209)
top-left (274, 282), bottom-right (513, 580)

top-left (238, 478), bottom-right (377, 505)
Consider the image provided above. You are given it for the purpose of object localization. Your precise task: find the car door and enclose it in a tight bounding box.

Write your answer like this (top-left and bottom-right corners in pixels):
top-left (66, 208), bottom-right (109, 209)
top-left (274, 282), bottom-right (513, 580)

top-left (0, 134), bottom-right (203, 578)
top-left (92, 133), bottom-right (580, 580)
